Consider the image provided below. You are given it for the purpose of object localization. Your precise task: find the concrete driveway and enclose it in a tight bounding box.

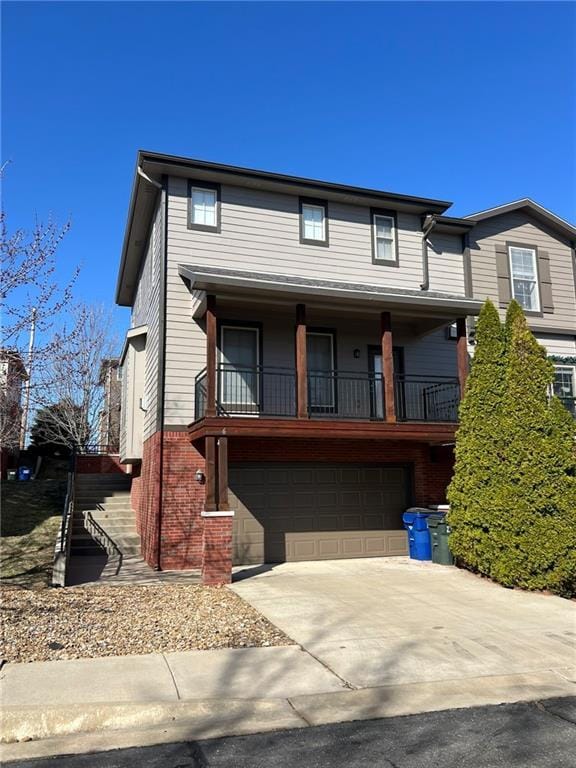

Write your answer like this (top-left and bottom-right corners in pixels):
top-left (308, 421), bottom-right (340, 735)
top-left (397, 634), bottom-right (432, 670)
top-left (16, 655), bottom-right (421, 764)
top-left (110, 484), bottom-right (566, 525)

top-left (231, 558), bottom-right (576, 690)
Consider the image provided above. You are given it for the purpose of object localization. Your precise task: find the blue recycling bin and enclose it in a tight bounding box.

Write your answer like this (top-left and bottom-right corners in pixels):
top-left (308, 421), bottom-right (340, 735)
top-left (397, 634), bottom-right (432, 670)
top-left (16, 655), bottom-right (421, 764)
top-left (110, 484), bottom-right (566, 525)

top-left (18, 466), bottom-right (32, 481)
top-left (402, 508), bottom-right (433, 560)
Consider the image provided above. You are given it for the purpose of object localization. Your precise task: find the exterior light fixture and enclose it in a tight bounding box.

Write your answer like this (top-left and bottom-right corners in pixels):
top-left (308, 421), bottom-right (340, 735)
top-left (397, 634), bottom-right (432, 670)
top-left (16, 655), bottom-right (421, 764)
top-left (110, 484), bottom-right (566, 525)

top-left (195, 469), bottom-right (205, 484)
top-left (353, 349), bottom-right (361, 359)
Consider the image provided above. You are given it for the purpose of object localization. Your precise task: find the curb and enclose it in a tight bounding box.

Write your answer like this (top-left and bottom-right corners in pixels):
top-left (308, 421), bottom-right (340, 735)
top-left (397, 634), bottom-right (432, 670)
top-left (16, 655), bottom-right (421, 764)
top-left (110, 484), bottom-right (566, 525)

top-left (1, 670), bottom-right (575, 762)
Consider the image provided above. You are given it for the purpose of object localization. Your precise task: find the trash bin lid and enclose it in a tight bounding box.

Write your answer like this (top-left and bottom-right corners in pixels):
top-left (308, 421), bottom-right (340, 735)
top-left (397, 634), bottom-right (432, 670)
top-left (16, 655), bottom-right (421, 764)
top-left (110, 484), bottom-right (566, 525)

top-left (406, 507), bottom-right (433, 515)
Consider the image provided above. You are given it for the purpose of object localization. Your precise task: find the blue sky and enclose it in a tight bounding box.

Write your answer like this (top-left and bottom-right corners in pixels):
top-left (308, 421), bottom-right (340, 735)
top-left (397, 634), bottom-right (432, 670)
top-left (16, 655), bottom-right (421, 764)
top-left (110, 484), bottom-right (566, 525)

top-left (3, 1), bottom-right (575, 337)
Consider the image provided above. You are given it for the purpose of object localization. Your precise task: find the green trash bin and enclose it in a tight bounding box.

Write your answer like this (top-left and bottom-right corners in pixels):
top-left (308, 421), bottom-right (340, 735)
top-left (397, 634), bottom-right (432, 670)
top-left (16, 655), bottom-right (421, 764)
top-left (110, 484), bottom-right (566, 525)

top-left (427, 514), bottom-right (454, 565)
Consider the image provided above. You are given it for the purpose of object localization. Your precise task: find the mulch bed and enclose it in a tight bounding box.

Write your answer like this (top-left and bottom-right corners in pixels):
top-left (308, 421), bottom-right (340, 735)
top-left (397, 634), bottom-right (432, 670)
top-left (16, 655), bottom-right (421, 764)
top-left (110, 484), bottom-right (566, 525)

top-left (0, 584), bottom-right (292, 663)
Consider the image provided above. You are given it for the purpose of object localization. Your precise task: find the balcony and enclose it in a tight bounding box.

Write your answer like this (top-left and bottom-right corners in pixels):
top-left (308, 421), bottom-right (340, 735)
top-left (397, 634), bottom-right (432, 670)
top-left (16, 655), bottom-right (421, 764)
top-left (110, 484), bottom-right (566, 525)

top-left (194, 366), bottom-right (460, 424)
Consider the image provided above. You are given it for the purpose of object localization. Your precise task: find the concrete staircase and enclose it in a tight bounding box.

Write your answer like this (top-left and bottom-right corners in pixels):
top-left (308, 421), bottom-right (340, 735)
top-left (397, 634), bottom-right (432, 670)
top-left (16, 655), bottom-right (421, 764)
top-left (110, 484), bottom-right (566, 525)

top-left (71, 473), bottom-right (141, 558)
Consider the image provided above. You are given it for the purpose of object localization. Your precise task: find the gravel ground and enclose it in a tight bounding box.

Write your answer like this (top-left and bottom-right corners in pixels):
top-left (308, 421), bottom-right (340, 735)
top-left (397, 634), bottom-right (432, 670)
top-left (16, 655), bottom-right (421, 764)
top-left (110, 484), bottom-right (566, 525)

top-left (0, 585), bottom-right (292, 664)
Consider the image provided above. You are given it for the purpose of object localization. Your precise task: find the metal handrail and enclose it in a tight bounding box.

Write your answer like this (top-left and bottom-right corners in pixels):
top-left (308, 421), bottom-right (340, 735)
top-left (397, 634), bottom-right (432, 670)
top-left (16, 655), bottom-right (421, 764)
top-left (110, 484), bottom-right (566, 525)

top-left (53, 446), bottom-right (77, 587)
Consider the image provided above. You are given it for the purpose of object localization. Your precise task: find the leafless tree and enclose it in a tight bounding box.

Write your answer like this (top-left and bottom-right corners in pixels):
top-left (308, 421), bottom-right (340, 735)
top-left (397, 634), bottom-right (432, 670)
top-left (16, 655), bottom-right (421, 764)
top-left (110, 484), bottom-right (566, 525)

top-left (1, 163), bottom-right (79, 449)
top-left (31, 304), bottom-right (119, 448)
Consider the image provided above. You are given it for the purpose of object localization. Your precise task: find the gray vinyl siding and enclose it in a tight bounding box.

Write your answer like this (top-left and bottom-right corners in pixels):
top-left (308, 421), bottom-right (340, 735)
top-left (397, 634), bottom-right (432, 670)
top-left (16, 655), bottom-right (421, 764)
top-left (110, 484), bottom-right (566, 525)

top-left (130, 199), bottom-right (163, 440)
top-left (167, 177), bottom-right (428, 290)
top-left (535, 334), bottom-right (576, 357)
top-left (428, 233), bottom-right (465, 296)
top-left (469, 211), bottom-right (576, 332)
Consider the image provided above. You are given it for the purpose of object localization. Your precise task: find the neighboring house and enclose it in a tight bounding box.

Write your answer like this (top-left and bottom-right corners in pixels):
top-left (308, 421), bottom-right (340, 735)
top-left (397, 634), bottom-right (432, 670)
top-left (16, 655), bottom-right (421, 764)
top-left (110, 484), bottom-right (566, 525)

top-left (98, 358), bottom-right (121, 452)
top-left (115, 151), bottom-right (575, 585)
top-left (0, 349), bottom-right (27, 474)
top-left (463, 200), bottom-right (576, 416)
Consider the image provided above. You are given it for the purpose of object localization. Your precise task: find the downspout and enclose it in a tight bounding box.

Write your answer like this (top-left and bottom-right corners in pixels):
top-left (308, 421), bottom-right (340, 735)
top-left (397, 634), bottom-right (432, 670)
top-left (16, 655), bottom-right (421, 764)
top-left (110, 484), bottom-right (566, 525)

top-left (420, 215), bottom-right (437, 290)
top-left (137, 164), bottom-right (166, 571)
top-left (156, 176), bottom-right (169, 571)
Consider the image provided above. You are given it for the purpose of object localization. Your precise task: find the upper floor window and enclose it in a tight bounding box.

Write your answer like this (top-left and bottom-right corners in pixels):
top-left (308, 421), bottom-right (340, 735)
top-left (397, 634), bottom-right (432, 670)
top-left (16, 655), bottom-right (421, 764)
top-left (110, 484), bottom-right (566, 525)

top-left (188, 182), bottom-right (220, 232)
top-left (371, 210), bottom-right (398, 265)
top-left (509, 246), bottom-right (539, 311)
top-left (300, 198), bottom-right (328, 246)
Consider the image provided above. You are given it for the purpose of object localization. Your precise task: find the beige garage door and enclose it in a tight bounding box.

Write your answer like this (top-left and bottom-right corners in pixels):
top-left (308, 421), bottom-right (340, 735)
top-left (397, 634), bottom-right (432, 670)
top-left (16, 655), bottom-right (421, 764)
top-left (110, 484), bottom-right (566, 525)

top-left (230, 463), bottom-right (410, 565)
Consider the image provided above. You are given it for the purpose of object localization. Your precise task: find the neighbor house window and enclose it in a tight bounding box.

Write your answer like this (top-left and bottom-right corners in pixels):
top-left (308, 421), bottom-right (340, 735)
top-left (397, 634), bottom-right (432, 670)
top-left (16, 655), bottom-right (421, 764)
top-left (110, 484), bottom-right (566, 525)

top-left (372, 211), bottom-right (397, 264)
top-left (552, 365), bottom-right (576, 404)
top-left (509, 246), bottom-right (539, 311)
top-left (300, 199), bottom-right (328, 245)
top-left (188, 183), bottom-right (220, 231)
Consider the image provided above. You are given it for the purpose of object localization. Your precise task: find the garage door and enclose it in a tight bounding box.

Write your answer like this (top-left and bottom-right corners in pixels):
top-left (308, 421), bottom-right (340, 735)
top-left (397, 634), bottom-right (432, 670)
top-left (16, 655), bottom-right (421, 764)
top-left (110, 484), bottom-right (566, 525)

top-left (230, 463), bottom-right (410, 565)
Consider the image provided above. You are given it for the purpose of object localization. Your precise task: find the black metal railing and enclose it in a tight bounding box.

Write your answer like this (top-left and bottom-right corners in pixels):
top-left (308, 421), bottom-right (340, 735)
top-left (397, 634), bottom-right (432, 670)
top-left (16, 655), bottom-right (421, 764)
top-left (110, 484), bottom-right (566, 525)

top-left (307, 370), bottom-right (383, 420)
top-left (195, 368), bottom-right (208, 420)
top-left (194, 366), bottom-right (461, 424)
top-left (395, 375), bottom-right (460, 423)
top-left (218, 365), bottom-right (297, 417)
top-left (52, 445), bottom-right (77, 587)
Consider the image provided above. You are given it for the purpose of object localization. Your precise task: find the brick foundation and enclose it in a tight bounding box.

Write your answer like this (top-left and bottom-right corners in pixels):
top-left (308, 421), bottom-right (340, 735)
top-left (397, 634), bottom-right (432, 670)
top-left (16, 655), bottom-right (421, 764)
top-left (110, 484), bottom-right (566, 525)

top-left (201, 516), bottom-right (233, 585)
top-left (76, 454), bottom-right (125, 474)
top-left (136, 431), bottom-right (455, 584)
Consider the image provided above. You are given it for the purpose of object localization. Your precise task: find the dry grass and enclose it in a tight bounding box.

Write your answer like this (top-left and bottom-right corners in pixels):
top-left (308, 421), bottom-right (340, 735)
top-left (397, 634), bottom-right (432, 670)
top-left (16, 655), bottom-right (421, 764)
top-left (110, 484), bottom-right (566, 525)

top-left (1, 461), bottom-right (67, 589)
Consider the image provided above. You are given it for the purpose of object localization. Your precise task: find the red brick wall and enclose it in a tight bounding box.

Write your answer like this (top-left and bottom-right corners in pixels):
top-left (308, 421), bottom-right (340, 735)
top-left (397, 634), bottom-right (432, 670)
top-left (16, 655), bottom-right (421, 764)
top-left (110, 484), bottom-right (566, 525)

top-left (76, 455), bottom-right (125, 474)
top-left (159, 431), bottom-right (205, 570)
top-left (138, 431), bottom-right (205, 571)
top-left (202, 516), bottom-right (233, 585)
top-left (229, 438), bottom-right (454, 506)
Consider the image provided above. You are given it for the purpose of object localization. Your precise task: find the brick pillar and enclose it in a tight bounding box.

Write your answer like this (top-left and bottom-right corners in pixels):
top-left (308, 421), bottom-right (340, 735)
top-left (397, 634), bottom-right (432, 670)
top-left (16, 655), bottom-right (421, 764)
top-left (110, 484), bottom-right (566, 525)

top-left (201, 513), bottom-right (234, 585)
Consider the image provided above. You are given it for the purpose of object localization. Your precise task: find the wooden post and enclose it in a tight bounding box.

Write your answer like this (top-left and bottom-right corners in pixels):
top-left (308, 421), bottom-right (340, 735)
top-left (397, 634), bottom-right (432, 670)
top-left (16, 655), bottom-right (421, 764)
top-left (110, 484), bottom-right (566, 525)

top-left (381, 311), bottom-right (396, 423)
top-left (205, 436), bottom-right (217, 512)
top-left (217, 437), bottom-right (229, 511)
top-left (456, 317), bottom-right (468, 398)
top-left (206, 294), bottom-right (217, 417)
top-left (296, 303), bottom-right (308, 418)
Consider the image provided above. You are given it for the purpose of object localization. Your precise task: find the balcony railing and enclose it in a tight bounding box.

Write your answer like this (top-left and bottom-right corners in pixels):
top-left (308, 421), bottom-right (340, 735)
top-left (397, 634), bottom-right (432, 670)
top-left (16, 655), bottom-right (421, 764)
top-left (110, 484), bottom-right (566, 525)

top-left (395, 375), bottom-right (460, 423)
top-left (195, 366), bottom-right (461, 423)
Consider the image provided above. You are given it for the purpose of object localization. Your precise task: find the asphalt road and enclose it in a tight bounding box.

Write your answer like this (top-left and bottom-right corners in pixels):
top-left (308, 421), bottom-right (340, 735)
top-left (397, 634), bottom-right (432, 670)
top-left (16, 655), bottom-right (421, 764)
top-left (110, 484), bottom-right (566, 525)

top-left (7, 697), bottom-right (576, 768)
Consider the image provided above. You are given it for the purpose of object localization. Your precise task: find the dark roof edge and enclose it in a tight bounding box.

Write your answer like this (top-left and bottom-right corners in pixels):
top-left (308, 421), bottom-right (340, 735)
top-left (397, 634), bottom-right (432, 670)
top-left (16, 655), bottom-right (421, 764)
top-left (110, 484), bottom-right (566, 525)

top-left (115, 154), bottom-right (143, 305)
top-left (465, 198), bottom-right (576, 240)
top-left (139, 150), bottom-right (453, 212)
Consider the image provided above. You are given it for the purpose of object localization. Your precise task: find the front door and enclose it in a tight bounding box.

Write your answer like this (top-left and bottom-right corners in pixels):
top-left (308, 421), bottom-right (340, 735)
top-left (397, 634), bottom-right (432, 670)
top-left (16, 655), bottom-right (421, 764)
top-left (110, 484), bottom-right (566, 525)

top-left (368, 347), bottom-right (404, 419)
top-left (220, 325), bottom-right (260, 414)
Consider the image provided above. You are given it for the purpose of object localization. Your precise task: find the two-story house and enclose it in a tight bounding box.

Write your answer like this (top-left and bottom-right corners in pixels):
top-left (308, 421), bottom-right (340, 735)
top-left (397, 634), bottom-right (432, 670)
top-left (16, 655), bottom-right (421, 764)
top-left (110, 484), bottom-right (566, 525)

top-left (116, 151), bottom-right (575, 585)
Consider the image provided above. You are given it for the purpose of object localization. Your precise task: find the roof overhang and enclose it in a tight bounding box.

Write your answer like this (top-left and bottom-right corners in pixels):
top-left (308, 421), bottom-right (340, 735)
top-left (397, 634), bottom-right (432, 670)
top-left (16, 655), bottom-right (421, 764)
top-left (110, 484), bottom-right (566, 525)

top-left (119, 325), bottom-right (148, 366)
top-left (116, 150), bottom-right (453, 307)
top-left (178, 265), bottom-right (483, 321)
top-left (424, 214), bottom-right (476, 236)
top-left (465, 199), bottom-right (576, 242)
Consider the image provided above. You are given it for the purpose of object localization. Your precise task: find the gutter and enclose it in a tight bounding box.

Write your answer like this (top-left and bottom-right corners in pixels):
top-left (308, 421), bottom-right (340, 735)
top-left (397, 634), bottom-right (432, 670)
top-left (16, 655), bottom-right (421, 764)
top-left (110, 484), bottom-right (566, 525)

top-left (420, 215), bottom-right (438, 291)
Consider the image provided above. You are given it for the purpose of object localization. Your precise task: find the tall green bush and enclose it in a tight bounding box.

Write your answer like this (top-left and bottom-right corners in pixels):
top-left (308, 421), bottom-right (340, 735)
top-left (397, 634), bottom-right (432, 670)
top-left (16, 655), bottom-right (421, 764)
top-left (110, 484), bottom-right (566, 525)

top-left (488, 303), bottom-right (576, 596)
top-left (448, 299), bottom-right (576, 597)
top-left (447, 300), bottom-right (506, 572)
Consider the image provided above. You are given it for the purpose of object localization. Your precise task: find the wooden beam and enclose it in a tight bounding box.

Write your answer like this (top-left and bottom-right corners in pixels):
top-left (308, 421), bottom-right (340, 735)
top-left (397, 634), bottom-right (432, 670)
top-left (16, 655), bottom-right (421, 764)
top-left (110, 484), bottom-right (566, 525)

top-left (217, 437), bottom-right (229, 511)
top-left (206, 294), bottom-right (217, 417)
top-left (295, 303), bottom-right (308, 419)
top-left (381, 311), bottom-right (396, 423)
top-left (456, 317), bottom-right (468, 398)
top-left (205, 436), bottom-right (217, 511)
top-left (189, 417), bottom-right (457, 444)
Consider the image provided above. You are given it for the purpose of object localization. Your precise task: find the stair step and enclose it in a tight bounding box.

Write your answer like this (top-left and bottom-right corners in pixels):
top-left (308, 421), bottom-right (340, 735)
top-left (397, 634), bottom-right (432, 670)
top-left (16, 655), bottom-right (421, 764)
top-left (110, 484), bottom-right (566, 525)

top-left (75, 491), bottom-right (131, 500)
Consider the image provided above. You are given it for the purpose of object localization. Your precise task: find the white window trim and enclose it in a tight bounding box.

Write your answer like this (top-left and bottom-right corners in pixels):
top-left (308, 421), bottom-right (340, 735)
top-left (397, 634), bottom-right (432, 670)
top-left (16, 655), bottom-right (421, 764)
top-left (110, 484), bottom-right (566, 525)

top-left (189, 184), bottom-right (219, 230)
top-left (552, 364), bottom-right (576, 399)
top-left (301, 202), bottom-right (327, 244)
top-left (372, 213), bottom-right (397, 263)
top-left (219, 325), bottom-right (260, 408)
top-left (508, 245), bottom-right (540, 312)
